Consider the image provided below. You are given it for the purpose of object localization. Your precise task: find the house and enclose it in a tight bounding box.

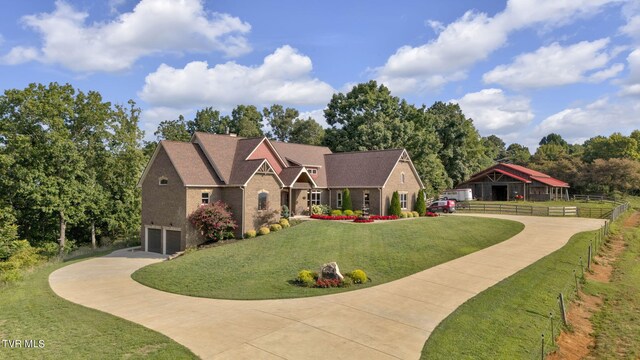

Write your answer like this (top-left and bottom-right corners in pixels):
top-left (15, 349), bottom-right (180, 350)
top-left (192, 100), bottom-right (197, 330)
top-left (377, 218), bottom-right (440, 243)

top-left (138, 133), bottom-right (425, 254)
top-left (456, 163), bottom-right (569, 201)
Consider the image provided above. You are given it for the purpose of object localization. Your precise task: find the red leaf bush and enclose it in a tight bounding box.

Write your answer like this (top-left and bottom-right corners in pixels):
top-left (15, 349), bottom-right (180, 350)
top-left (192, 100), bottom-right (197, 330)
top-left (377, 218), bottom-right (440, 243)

top-left (188, 201), bottom-right (237, 242)
top-left (425, 211), bottom-right (439, 217)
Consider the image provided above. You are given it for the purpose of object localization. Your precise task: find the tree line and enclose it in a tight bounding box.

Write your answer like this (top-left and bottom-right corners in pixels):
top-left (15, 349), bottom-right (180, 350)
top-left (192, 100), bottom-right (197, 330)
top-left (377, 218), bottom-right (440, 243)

top-left (2, 81), bottom-right (640, 256)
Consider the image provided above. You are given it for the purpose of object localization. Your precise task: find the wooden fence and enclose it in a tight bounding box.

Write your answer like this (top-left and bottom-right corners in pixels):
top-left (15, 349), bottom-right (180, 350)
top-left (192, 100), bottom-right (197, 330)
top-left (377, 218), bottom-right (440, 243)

top-left (456, 202), bottom-right (627, 220)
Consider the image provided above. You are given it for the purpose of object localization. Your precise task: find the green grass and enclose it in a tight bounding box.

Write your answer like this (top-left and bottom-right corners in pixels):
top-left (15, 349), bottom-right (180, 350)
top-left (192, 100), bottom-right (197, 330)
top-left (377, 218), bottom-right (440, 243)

top-left (623, 195), bottom-right (640, 210)
top-left (421, 218), bottom-right (614, 359)
top-left (585, 218), bottom-right (640, 359)
top-left (0, 250), bottom-right (197, 360)
top-left (132, 216), bottom-right (523, 300)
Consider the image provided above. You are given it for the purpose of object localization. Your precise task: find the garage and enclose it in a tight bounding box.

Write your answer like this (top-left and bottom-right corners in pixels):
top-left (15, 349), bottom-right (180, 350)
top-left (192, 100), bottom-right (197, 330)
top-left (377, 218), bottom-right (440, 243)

top-left (165, 230), bottom-right (181, 255)
top-left (147, 228), bottom-right (162, 254)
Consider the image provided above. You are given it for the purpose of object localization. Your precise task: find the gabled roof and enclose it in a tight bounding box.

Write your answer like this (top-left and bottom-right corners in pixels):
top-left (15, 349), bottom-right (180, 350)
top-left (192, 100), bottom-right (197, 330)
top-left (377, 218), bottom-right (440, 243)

top-left (271, 141), bottom-right (331, 187)
top-left (325, 149), bottom-right (406, 187)
top-left (278, 166), bottom-right (318, 188)
top-left (137, 141), bottom-right (220, 187)
top-left (192, 132), bottom-right (244, 183)
top-left (459, 163), bottom-right (569, 188)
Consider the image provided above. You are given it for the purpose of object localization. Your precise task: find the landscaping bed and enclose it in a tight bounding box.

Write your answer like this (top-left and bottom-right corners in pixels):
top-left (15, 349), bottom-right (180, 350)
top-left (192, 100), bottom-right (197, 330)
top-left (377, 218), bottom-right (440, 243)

top-left (132, 216), bottom-right (523, 300)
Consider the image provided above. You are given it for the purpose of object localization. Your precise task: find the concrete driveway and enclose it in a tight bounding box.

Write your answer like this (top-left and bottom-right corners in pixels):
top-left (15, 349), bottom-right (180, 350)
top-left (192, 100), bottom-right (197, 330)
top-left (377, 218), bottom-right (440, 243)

top-left (49, 215), bottom-right (604, 359)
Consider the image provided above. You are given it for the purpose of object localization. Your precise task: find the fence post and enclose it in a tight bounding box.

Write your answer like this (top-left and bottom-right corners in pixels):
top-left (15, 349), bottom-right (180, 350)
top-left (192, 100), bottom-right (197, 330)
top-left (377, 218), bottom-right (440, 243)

top-left (549, 312), bottom-right (554, 344)
top-left (558, 293), bottom-right (567, 326)
top-left (541, 334), bottom-right (545, 360)
top-left (574, 269), bottom-right (579, 294)
top-left (580, 256), bottom-right (584, 277)
top-left (588, 243), bottom-right (592, 271)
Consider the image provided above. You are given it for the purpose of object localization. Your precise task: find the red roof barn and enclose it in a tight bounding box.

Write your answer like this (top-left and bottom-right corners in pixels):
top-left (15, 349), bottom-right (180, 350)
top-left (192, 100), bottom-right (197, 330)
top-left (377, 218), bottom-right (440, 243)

top-left (457, 163), bottom-right (569, 201)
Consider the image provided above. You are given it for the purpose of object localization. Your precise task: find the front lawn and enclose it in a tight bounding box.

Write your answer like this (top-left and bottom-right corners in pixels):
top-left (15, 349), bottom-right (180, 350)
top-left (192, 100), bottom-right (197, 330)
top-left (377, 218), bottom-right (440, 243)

top-left (132, 216), bottom-right (523, 300)
top-left (0, 251), bottom-right (196, 360)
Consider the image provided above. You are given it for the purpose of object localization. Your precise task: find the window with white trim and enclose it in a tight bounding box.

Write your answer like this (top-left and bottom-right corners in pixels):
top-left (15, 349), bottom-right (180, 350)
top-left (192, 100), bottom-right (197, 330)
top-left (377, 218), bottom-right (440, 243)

top-left (337, 191), bottom-right (343, 208)
top-left (159, 177), bottom-right (168, 185)
top-left (401, 172), bottom-right (405, 184)
top-left (400, 192), bottom-right (408, 210)
top-left (258, 191), bottom-right (268, 210)
top-left (309, 191), bottom-right (321, 206)
top-left (307, 168), bottom-right (317, 175)
top-left (201, 192), bottom-right (209, 204)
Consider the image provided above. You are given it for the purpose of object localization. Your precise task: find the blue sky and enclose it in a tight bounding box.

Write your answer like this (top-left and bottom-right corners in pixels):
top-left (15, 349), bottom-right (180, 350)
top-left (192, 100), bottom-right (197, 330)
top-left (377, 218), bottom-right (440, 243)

top-left (1, 0), bottom-right (639, 150)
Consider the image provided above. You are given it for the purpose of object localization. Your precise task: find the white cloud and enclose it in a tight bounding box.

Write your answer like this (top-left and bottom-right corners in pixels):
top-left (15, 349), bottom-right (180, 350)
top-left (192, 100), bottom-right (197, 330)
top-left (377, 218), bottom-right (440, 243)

top-left (451, 88), bottom-right (534, 136)
top-left (0, 46), bottom-right (40, 65)
top-left (375, 0), bottom-right (619, 93)
top-left (536, 97), bottom-right (640, 143)
top-left (483, 39), bottom-right (623, 89)
top-left (620, 0), bottom-right (640, 40)
top-left (140, 45), bottom-right (336, 109)
top-left (619, 49), bottom-right (640, 96)
top-left (2, 0), bottom-right (251, 72)
top-left (299, 109), bottom-right (328, 127)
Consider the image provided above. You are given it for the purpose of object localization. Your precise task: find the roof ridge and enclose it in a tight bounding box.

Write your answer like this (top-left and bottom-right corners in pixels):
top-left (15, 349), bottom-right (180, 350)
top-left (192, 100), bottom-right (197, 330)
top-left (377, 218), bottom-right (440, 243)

top-left (271, 140), bottom-right (332, 149)
top-left (325, 148), bottom-right (404, 156)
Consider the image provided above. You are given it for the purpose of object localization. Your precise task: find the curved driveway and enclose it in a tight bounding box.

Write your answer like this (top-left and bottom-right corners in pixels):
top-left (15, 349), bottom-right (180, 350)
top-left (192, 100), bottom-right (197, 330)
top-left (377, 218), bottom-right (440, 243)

top-left (50, 215), bottom-right (603, 359)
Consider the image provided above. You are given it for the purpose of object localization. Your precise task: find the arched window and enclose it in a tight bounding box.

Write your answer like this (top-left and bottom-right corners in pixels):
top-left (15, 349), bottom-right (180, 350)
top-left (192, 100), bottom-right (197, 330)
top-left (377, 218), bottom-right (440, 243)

top-left (258, 191), bottom-right (269, 210)
top-left (401, 172), bottom-right (405, 184)
top-left (159, 177), bottom-right (168, 185)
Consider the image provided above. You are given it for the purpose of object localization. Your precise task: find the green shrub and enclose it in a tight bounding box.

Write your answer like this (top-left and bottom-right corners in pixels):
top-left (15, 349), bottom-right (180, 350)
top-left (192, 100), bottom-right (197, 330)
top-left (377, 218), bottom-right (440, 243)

top-left (354, 210), bottom-right (363, 216)
top-left (245, 230), bottom-right (257, 238)
top-left (311, 204), bottom-right (331, 215)
top-left (331, 209), bottom-right (343, 216)
top-left (288, 218), bottom-right (304, 227)
top-left (415, 189), bottom-right (427, 215)
top-left (412, 211), bottom-right (420, 218)
top-left (349, 269), bottom-right (368, 284)
top-left (389, 191), bottom-right (402, 216)
top-left (400, 212), bottom-right (408, 218)
top-left (341, 276), bottom-right (353, 287)
top-left (343, 210), bottom-right (354, 216)
top-left (341, 189), bottom-right (353, 211)
top-left (0, 240), bottom-right (44, 283)
top-left (297, 269), bottom-right (316, 287)
top-left (258, 227), bottom-right (270, 236)
top-left (279, 219), bottom-right (290, 228)
top-left (269, 224), bottom-right (282, 232)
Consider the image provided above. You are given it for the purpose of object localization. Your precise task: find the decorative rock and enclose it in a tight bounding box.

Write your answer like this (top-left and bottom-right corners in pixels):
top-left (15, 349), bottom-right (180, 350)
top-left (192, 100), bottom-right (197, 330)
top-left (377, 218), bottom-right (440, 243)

top-left (319, 262), bottom-right (344, 280)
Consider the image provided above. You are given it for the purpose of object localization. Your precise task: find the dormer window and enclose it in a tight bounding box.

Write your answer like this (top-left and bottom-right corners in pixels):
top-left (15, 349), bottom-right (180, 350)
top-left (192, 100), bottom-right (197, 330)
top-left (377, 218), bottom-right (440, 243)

top-left (307, 168), bottom-right (317, 175)
top-left (159, 177), bottom-right (168, 185)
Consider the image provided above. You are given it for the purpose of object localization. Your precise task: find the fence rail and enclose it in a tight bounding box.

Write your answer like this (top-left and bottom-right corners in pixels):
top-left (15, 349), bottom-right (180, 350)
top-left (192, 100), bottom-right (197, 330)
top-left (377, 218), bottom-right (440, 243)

top-left (457, 202), bottom-right (627, 220)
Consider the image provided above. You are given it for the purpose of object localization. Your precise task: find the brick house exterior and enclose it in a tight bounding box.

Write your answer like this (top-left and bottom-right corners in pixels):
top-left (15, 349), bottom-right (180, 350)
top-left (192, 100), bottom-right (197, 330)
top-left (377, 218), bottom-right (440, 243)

top-left (138, 133), bottom-right (425, 254)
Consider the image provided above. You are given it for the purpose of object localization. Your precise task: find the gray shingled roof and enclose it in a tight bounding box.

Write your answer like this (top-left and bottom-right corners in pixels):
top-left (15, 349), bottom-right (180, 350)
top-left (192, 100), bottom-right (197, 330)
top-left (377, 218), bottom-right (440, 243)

top-left (161, 141), bottom-right (221, 186)
top-left (324, 149), bottom-right (405, 187)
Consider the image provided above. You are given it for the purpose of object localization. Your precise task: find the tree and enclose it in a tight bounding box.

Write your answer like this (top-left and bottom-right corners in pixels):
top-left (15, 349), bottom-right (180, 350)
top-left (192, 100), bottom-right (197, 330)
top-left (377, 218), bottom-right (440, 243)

top-left (582, 133), bottom-right (639, 163)
top-left (578, 158), bottom-right (640, 194)
top-left (187, 107), bottom-right (229, 135)
top-left (0, 83), bottom-right (88, 252)
top-left (290, 117), bottom-right (325, 145)
top-left (263, 104), bottom-right (298, 142)
top-left (230, 105), bottom-right (263, 137)
top-left (389, 191), bottom-right (402, 216)
top-left (483, 135), bottom-right (507, 162)
top-left (505, 143), bottom-right (531, 165)
top-left (427, 101), bottom-right (492, 186)
top-left (539, 133), bottom-right (568, 148)
top-left (322, 81), bottom-right (448, 195)
top-left (341, 189), bottom-right (352, 211)
top-left (154, 115), bottom-right (190, 142)
top-left (415, 189), bottom-right (426, 215)
top-left (532, 143), bottom-right (568, 162)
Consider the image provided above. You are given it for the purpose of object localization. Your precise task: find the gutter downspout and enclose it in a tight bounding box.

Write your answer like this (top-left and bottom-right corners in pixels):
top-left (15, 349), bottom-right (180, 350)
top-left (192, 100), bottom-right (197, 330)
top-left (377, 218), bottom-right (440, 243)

top-left (241, 186), bottom-right (245, 238)
top-left (379, 188), bottom-right (383, 216)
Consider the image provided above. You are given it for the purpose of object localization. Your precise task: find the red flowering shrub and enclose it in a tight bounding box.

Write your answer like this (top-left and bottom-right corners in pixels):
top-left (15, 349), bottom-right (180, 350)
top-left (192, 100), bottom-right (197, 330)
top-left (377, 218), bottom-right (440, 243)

top-left (310, 214), bottom-right (357, 220)
top-left (315, 278), bottom-right (343, 288)
top-left (369, 215), bottom-right (398, 220)
top-left (353, 216), bottom-right (373, 223)
top-left (425, 211), bottom-right (439, 217)
top-left (188, 201), bottom-right (237, 241)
